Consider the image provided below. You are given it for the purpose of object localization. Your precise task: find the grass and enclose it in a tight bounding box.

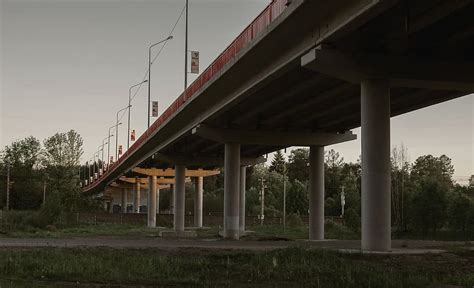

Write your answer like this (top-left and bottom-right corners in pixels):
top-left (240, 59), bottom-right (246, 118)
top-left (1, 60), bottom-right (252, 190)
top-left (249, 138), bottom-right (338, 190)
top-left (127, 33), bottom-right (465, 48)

top-left (0, 247), bottom-right (473, 287)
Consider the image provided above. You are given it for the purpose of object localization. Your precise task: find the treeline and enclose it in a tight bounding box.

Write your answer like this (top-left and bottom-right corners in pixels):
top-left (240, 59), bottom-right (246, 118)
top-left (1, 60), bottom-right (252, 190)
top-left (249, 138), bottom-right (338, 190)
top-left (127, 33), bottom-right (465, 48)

top-left (0, 130), bottom-right (100, 227)
top-left (202, 146), bottom-right (474, 237)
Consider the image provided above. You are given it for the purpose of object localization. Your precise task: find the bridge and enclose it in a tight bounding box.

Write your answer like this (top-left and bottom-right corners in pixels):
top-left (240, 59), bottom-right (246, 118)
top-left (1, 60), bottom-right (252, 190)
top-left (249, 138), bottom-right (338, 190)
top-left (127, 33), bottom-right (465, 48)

top-left (82, 0), bottom-right (474, 251)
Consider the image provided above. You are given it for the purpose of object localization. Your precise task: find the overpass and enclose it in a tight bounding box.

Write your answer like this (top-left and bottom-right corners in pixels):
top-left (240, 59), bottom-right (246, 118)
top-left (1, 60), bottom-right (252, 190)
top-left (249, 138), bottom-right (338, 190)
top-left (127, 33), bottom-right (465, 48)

top-left (83, 0), bottom-right (474, 251)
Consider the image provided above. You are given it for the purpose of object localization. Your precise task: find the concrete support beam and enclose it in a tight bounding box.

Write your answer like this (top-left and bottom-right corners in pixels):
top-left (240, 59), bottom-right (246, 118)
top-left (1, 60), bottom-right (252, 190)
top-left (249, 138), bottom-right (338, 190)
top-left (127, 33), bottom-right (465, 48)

top-left (239, 166), bottom-right (247, 233)
top-left (121, 188), bottom-right (127, 213)
top-left (134, 180), bottom-right (140, 213)
top-left (302, 46), bottom-right (474, 91)
top-left (174, 165), bottom-right (186, 232)
top-left (148, 175), bottom-right (157, 228)
top-left (192, 124), bottom-right (356, 146)
top-left (361, 79), bottom-right (391, 251)
top-left (153, 153), bottom-right (266, 167)
top-left (194, 177), bottom-right (203, 228)
top-left (309, 146), bottom-right (325, 240)
top-left (224, 143), bottom-right (240, 240)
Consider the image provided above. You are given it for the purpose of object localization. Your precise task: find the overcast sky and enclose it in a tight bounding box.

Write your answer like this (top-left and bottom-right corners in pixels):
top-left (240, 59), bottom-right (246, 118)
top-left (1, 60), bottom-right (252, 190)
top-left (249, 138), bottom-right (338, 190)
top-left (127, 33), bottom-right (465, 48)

top-left (1, 0), bottom-right (473, 184)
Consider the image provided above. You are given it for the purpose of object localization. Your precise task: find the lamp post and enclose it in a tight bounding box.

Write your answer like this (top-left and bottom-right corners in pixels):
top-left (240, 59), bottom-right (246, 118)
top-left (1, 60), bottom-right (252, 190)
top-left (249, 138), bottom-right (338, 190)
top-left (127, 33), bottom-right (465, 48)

top-left (148, 36), bottom-right (173, 128)
top-left (116, 105), bottom-right (131, 161)
top-left (128, 80), bottom-right (148, 151)
top-left (108, 123), bottom-right (121, 166)
top-left (101, 137), bottom-right (108, 167)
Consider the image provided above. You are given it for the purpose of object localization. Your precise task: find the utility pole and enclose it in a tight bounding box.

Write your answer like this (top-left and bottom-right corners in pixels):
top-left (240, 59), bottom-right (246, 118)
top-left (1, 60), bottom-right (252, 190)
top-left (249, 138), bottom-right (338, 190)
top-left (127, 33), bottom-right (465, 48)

top-left (260, 178), bottom-right (265, 226)
top-left (43, 181), bottom-right (46, 205)
top-left (340, 186), bottom-right (346, 218)
top-left (6, 164), bottom-right (10, 211)
top-left (184, 0), bottom-right (189, 90)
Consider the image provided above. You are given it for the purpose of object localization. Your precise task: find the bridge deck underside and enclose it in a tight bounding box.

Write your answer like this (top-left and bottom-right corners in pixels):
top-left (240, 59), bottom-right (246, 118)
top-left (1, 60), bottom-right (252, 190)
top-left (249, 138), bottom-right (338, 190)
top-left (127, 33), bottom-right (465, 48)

top-left (152, 0), bottom-right (474, 168)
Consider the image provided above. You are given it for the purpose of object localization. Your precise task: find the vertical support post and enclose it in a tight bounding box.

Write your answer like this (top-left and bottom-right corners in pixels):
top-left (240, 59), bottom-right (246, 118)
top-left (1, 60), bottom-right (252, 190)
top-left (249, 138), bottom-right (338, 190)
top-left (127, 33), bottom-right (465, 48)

top-left (309, 145), bottom-right (325, 240)
top-left (169, 184), bottom-right (174, 214)
top-left (134, 180), bottom-right (141, 213)
top-left (194, 176), bottom-right (203, 228)
top-left (174, 165), bottom-right (186, 231)
top-left (148, 176), bottom-right (157, 227)
top-left (224, 143), bottom-right (240, 240)
top-left (121, 188), bottom-right (127, 213)
top-left (239, 166), bottom-right (246, 233)
top-left (361, 79), bottom-right (391, 251)
top-left (156, 186), bottom-right (160, 215)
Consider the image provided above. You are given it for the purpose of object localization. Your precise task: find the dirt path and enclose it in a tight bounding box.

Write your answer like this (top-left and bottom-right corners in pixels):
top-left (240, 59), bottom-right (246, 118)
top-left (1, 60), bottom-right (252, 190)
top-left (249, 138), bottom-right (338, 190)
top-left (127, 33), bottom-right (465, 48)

top-left (0, 237), bottom-right (468, 253)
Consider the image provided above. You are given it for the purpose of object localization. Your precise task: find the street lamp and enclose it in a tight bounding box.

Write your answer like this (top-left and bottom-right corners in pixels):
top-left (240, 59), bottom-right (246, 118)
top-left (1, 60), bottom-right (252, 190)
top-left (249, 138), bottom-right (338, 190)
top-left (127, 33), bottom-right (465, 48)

top-left (116, 105), bottom-right (131, 161)
top-left (108, 123), bottom-right (121, 166)
top-left (148, 35), bottom-right (173, 128)
top-left (128, 80), bottom-right (147, 150)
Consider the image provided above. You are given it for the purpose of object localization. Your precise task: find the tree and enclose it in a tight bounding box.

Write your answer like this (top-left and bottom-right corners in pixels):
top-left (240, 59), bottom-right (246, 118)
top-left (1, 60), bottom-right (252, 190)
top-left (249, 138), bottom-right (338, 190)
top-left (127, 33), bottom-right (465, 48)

top-left (409, 178), bottom-right (448, 235)
top-left (269, 150), bottom-right (286, 175)
top-left (391, 144), bottom-right (410, 229)
top-left (447, 192), bottom-right (473, 232)
top-left (325, 149), bottom-right (344, 199)
top-left (411, 154), bottom-right (454, 190)
top-left (286, 179), bottom-right (308, 215)
top-left (287, 148), bottom-right (309, 183)
top-left (1, 136), bottom-right (43, 209)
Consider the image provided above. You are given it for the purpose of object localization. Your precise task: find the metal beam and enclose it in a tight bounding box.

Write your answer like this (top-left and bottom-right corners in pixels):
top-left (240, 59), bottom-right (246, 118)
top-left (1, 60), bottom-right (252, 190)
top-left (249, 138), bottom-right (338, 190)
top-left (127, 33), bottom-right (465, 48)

top-left (192, 124), bottom-right (357, 146)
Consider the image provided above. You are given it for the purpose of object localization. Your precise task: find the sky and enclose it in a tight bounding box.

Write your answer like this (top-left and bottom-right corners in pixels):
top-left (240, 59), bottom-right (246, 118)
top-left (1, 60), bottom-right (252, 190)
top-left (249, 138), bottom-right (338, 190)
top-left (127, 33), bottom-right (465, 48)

top-left (1, 0), bottom-right (473, 184)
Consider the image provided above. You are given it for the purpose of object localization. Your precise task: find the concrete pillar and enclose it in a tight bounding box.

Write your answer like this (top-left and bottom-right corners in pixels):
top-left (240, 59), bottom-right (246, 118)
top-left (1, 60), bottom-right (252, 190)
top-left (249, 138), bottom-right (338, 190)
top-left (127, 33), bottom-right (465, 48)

top-left (169, 184), bottom-right (174, 214)
top-left (148, 176), bottom-right (157, 228)
top-left (121, 188), bottom-right (127, 213)
top-left (239, 166), bottom-right (246, 233)
top-left (134, 180), bottom-right (140, 213)
top-left (224, 143), bottom-right (240, 240)
top-left (174, 165), bottom-right (186, 231)
top-left (194, 177), bottom-right (203, 228)
top-left (309, 145), bottom-right (325, 240)
top-left (361, 79), bottom-right (391, 251)
top-left (156, 186), bottom-right (160, 214)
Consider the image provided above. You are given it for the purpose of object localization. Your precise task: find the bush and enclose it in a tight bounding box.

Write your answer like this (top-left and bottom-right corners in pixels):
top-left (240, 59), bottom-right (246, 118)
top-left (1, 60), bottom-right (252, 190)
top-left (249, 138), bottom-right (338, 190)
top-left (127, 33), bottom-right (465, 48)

top-left (325, 219), bottom-right (357, 239)
top-left (286, 213), bottom-right (303, 227)
top-left (447, 192), bottom-right (473, 232)
top-left (344, 208), bottom-right (360, 234)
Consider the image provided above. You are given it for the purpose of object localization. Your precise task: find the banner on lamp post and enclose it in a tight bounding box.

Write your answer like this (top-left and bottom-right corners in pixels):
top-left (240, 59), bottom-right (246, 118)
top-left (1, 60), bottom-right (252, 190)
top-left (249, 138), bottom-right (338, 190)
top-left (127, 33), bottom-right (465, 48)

top-left (118, 145), bottom-right (123, 156)
top-left (152, 101), bottom-right (158, 117)
top-left (191, 51), bottom-right (199, 74)
top-left (131, 130), bottom-right (136, 141)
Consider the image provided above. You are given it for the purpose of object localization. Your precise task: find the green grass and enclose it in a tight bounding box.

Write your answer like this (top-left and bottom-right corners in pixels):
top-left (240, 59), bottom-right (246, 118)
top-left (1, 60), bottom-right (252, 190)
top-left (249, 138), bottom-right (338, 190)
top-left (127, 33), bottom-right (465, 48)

top-left (0, 247), bottom-right (473, 287)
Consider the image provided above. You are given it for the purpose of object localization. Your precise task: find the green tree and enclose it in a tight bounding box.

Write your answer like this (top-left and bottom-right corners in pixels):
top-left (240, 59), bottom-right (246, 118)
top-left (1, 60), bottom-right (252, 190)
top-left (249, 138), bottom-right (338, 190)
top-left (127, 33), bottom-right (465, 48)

top-left (269, 150), bottom-right (286, 175)
top-left (447, 192), bottom-right (473, 232)
top-left (287, 148), bottom-right (309, 183)
top-left (411, 155), bottom-right (454, 190)
top-left (409, 178), bottom-right (448, 236)
top-left (325, 149), bottom-right (344, 199)
top-left (286, 179), bottom-right (308, 215)
top-left (1, 136), bottom-right (43, 209)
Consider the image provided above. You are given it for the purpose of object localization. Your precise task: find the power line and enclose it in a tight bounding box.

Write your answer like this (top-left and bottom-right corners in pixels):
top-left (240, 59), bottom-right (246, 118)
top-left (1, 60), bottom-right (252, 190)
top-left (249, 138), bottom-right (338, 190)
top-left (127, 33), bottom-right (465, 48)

top-left (130, 3), bottom-right (186, 103)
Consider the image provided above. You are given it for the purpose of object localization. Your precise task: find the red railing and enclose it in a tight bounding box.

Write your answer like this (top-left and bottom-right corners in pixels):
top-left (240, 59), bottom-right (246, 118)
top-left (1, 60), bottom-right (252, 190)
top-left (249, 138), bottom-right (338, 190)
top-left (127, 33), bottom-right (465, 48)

top-left (85, 0), bottom-right (288, 190)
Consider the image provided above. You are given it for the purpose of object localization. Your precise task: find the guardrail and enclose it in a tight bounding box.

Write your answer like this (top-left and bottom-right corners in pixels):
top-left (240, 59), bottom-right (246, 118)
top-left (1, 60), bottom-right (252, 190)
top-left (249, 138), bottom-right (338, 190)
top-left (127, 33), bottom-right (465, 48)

top-left (85, 0), bottom-right (289, 191)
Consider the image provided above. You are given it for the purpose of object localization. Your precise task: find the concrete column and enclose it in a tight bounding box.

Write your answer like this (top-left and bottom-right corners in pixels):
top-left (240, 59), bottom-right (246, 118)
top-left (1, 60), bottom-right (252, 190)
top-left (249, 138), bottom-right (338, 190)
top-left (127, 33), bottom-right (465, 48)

top-left (148, 176), bottom-right (157, 228)
top-left (156, 187), bottom-right (160, 214)
top-left (169, 184), bottom-right (174, 214)
top-left (309, 145), bottom-right (325, 240)
top-left (194, 176), bottom-right (203, 228)
top-left (121, 188), bottom-right (127, 213)
top-left (224, 143), bottom-right (240, 240)
top-left (174, 165), bottom-right (186, 231)
top-left (239, 166), bottom-right (246, 233)
top-left (361, 79), bottom-right (391, 251)
top-left (134, 180), bottom-right (141, 213)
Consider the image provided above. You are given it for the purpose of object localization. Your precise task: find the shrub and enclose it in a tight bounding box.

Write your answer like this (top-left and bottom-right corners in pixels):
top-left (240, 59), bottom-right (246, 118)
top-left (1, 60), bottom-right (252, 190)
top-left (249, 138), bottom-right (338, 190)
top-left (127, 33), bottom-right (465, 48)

top-left (286, 213), bottom-right (303, 227)
top-left (344, 208), bottom-right (360, 234)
